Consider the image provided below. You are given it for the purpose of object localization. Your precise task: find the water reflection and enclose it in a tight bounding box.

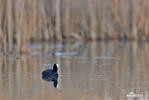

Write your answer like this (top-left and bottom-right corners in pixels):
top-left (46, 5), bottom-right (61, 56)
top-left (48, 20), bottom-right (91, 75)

top-left (0, 41), bottom-right (149, 100)
top-left (42, 72), bottom-right (58, 88)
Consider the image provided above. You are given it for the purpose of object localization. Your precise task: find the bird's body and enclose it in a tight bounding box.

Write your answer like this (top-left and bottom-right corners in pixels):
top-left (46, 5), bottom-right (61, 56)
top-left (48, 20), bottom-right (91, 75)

top-left (42, 64), bottom-right (59, 76)
top-left (42, 69), bottom-right (58, 76)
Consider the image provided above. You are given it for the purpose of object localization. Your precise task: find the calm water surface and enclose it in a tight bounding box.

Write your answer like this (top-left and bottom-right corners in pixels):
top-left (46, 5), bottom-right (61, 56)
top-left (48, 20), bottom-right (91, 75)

top-left (0, 41), bottom-right (149, 100)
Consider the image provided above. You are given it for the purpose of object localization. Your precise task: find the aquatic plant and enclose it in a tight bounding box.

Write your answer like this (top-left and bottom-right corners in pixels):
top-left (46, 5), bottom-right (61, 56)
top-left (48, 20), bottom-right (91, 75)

top-left (0, 0), bottom-right (149, 52)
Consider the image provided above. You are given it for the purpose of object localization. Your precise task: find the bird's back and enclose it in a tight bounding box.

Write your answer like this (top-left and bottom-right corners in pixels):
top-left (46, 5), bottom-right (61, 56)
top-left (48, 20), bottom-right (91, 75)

top-left (42, 69), bottom-right (58, 76)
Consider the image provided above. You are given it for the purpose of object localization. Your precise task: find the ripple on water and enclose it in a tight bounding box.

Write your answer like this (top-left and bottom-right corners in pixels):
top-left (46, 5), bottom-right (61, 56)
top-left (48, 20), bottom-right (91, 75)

top-left (0, 52), bottom-right (17, 55)
top-left (51, 44), bottom-right (64, 49)
top-left (27, 45), bottom-right (42, 49)
top-left (31, 51), bottom-right (41, 55)
top-left (54, 52), bottom-right (78, 56)
top-left (95, 56), bottom-right (116, 60)
top-left (8, 57), bottom-right (24, 61)
top-left (43, 64), bottom-right (53, 67)
top-left (60, 55), bottom-right (72, 59)
top-left (0, 72), bottom-right (19, 78)
top-left (102, 63), bottom-right (112, 66)
top-left (74, 56), bottom-right (88, 59)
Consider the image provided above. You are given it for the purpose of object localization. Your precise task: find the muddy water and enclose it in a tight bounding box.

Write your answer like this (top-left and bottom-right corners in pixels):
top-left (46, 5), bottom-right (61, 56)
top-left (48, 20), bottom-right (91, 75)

top-left (0, 41), bottom-right (149, 100)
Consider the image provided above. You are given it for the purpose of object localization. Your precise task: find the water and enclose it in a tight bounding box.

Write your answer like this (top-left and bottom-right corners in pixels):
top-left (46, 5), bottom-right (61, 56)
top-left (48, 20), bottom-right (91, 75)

top-left (0, 41), bottom-right (149, 100)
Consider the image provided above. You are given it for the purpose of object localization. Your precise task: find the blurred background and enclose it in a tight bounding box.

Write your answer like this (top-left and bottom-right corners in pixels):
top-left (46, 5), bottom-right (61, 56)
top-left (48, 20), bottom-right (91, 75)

top-left (0, 0), bottom-right (149, 51)
top-left (0, 0), bottom-right (149, 100)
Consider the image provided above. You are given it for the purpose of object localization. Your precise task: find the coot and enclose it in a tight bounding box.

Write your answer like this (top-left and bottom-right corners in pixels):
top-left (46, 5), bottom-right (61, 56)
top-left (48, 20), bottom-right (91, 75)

top-left (42, 64), bottom-right (59, 88)
top-left (42, 64), bottom-right (59, 76)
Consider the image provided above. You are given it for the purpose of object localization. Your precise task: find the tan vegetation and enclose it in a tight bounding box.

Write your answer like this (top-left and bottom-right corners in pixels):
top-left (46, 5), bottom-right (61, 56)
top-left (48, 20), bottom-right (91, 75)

top-left (0, 0), bottom-right (149, 51)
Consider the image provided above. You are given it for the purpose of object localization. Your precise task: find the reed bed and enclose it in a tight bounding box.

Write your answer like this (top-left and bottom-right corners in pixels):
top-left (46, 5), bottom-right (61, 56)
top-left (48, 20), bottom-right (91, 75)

top-left (0, 0), bottom-right (149, 52)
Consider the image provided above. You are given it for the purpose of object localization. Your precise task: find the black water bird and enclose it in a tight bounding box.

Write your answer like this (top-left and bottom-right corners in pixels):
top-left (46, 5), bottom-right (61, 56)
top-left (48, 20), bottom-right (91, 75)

top-left (42, 64), bottom-right (59, 88)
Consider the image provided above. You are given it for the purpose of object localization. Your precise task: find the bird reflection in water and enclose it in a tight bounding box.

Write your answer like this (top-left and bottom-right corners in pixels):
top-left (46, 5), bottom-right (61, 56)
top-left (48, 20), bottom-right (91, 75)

top-left (42, 74), bottom-right (58, 88)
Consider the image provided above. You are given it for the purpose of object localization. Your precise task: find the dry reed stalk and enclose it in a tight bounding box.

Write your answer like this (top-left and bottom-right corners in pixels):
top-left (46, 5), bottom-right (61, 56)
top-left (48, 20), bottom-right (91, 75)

top-left (15, 0), bottom-right (24, 52)
top-left (37, 0), bottom-right (45, 41)
top-left (61, 0), bottom-right (71, 39)
top-left (0, 0), bottom-right (4, 43)
top-left (7, 0), bottom-right (13, 52)
top-left (26, 0), bottom-right (37, 42)
top-left (0, 0), bottom-right (149, 50)
top-left (88, 0), bottom-right (97, 40)
top-left (1, 0), bottom-right (8, 52)
top-left (55, 0), bottom-right (62, 41)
